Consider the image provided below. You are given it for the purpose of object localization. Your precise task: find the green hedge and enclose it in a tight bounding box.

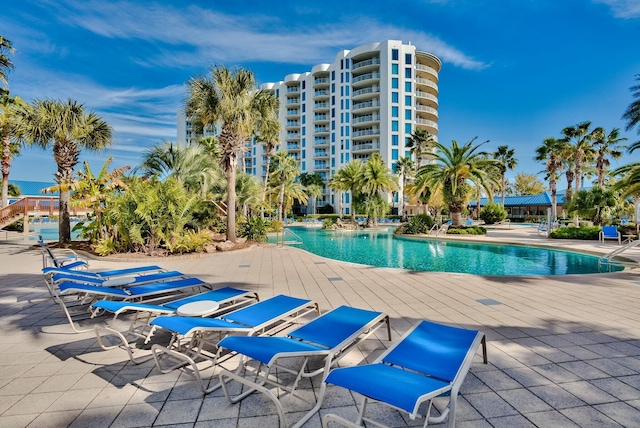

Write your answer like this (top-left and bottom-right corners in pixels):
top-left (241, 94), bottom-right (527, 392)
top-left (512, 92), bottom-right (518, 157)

top-left (549, 226), bottom-right (602, 240)
top-left (447, 226), bottom-right (487, 235)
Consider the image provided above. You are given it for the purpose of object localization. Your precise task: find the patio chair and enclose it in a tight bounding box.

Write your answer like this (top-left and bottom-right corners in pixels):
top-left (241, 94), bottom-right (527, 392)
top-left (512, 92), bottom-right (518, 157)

top-left (43, 264), bottom-right (165, 279)
top-left (38, 239), bottom-right (88, 270)
top-left (54, 277), bottom-right (208, 333)
top-left (600, 225), bottom-right (621, 245)
top-left (93, 286), bottom-right (259, 364)
top-left (318, 320), bottom-right (487, 428)
top-left (217, 305), bottom-right (391, 427)
top-left (150, 295), bottom-right (319, 383)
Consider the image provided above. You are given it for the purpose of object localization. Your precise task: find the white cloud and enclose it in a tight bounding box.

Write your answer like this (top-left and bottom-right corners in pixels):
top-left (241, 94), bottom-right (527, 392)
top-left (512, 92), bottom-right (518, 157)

top-left (50, 0), bottom-right (488, 70)
top-left (594, 0), bottom-right (640, 18)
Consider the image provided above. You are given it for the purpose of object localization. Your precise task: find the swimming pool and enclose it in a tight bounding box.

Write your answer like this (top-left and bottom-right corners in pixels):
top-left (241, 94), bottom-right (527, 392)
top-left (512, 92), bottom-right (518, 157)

top-left (275, 227), bottom-right (619, 275)
top-left (30, 224), bottom-right (83, 241)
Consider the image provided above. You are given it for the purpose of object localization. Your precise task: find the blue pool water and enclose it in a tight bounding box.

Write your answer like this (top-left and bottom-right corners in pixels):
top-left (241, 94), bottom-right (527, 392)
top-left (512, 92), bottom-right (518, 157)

top-left (275, 227), bottom-right (619, 276)
top-left (30, 224), bottom-right (83, 241)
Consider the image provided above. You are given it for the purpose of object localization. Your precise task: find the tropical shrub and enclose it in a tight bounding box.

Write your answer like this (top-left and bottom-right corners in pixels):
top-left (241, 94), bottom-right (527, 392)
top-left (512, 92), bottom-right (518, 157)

top-left (238, 216), bottom-right (269, 242)
top-left (447, 226), bottom-right (487, 235)
top-left (565, 187), bottom-right (618, 226)
top-left (166, 230), bottom-right (211, 254)
top-left (549, 226), bottom-right (601, 240)
top-left (322, 217), bottom-right (337, 229)
top-left (479, 203), bottom-right (507, 225)
top-left (397, 214), bottom-right (434, 234)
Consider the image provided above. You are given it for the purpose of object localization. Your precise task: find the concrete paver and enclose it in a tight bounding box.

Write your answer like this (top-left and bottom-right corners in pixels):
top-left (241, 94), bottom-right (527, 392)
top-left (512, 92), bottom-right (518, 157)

top-left (1, 226), bottom-right (640, 427)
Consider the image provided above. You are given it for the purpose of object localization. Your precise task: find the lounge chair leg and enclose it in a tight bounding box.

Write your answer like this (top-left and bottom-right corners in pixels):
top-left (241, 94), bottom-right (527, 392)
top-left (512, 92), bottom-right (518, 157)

top-left (322, 413), bottom-right (361, 428)
top-left (94, 326), bottom-right (153, 365)
top-left (481, 335), bottom-right (488, 364)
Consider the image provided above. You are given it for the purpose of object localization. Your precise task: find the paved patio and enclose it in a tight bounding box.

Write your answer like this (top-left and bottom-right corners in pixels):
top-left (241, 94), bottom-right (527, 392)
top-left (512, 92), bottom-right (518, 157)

top-left (1, 228), bottom-right (640, 427)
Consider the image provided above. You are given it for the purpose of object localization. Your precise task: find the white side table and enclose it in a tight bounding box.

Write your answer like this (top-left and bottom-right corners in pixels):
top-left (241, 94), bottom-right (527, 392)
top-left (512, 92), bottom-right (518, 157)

top-left (176, 300), bottom-right (220, 317)
top-left (102, 277), bottom-right (135, 287)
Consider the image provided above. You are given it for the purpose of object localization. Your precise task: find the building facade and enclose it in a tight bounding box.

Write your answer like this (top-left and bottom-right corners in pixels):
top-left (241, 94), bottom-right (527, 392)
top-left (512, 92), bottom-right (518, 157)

top-left (178, 40), bottom-right (441, 215)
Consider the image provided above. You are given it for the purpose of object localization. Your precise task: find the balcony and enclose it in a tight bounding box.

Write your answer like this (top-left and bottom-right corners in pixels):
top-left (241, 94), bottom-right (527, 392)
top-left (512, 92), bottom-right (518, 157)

top-left (415, 77), bottom-right (438, 92)
top-left (286, 120), bottom-right (300, 128)
top-left (415, 104), bottom-right (438, 121)
top-left (314, 138), bottom-right (329, 147)
top-left (286, 98), bottom-right (301, 105)
top-left (314, 89), bottom-right (329, 98)
top-left (352, 86), bottom-right (380, 100)
top-left (286, 109), bottom-right (300, 117)
top-left (314, 126), bottom-right (330, 134)
top-left (352, 72), bottom-right (381, 86)
top-left (415, 118), bottom-right (438, 134)
top-left (352, 114), bottom-right (380, 124)
top-left (314, 114), bottom-right (329, 122)
top-left (314, 149), bottom-right (329, 158)
top-left (352, 99), bottom-right (380, 113)
top-left (286, 132), bottom-right (301, 139)
top-left (352, 128), bottom-right (381, 138)
top-left (314, 102), bottom-right (329, 111)
top-left (415, 91), bottom-right (438, 107)
top-left (352, 57), bottom-right (381, 72)
top-left (314, 77), bottom-right (330, 86)
top-left (415, 63), bottom-right (439, 80)
top-left (314, 162), bottom-right (329, 170)
top-left (286, 86), bottom-right (300, 93)
top-left (352, 140), bottom-right (381, 152)
top-left (287, 143), bottom-right (300, 151)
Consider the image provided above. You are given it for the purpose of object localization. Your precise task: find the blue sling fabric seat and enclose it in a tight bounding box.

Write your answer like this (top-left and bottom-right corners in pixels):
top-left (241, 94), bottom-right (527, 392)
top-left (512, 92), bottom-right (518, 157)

top-left (216, 305), bottom-right (391, 428)
top-left (52, 269), bottom-right (185, 287)
top-left (319, 320), bottom-right (487, 428)
top-left (92, 286), bottom-right (259, 364)
top-left (149, 295), bottom-right (320, 386)
top-left (43, 264), bottom-right (164, 280)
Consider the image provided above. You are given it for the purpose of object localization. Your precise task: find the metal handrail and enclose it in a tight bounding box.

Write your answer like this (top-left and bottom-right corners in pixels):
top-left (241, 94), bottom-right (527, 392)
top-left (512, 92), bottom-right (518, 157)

top-left (599, 239), bottom-right (640, 271)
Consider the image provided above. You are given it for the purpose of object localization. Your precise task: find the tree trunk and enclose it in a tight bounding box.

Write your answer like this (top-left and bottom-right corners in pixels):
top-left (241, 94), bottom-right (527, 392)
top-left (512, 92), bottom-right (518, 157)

top-left (225, 158), bottom-right (237, 243)
top-left (550, 179), bottom-right (557, 221)
top-left (278, 182), bottom-right (285, 222)
top-left (501, 174), bottom-right (506, 207)
top-left (451, 210), bottom-right (463, 227)
top-left (59, 188), bottom-right (71, 243)
top-left (1, 133), bottom-right (10, 208)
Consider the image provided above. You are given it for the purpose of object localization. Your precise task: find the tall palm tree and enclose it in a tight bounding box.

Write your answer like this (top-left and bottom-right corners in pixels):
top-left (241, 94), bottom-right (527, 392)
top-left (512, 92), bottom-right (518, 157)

top-left (406, 128), bottom-right (436, 167)
top-left (1, 92), bottom-right (28, 207)
top-left (535, 137), bottom-right (565, 221)
top-left (185, 65), bottom-right (276, 242)
top-left (136, 141), bottom-right (222, 197)
top-left (235, 171), bottom-right (263, 217)
top-left (395, 156), bottom-right (414, 218)
top-left (623, 74), bottom-right (640, 151)
top-left (0, 36), bottom-right (14, 87)
top-left (21, 99), bottom-right (112, 242)
top-left (328, 160), bottom-right (364, 221)
top-left (360, 153), bottom-right (397, 225)
top-left (562, 121), bottom-right (595, 193)
top-left (591, 127), bottom-right (627, 187)
top-left (268, 151), bottom-right (300, 221)
top-left (416, 138), bottom-right (500, 226)
top-left (493, 145), bottom-right (518, 207)
top-left (300, 172), bottom-right (324, 215)
top-left (255, 93), bottom-right (281, 194)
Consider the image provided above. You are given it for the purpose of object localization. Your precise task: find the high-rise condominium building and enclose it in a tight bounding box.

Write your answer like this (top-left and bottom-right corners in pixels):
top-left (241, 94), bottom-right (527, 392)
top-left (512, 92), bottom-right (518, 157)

top-left (178, 40), bottom-right (441, 215)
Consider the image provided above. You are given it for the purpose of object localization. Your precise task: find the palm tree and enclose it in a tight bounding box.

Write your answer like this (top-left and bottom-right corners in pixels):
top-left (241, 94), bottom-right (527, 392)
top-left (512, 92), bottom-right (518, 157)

top-left (21, 99), bottom-right (112, 242)
top-left (623, 74), bottom-right (640, 151)
top-left (562, 121), bottom-right (595, 193)
top-left (136, 141), bottom-right (222, 197)
top-left (415, 138), bottom-right (501, 226)
top-left (590, 127), bottom-right (627, 187)
top-left (406, 128), bottom-right (436, 167)
top-left (1, 92), bottom-right (28, 207)
top-left (268, 151), bottom-right (300, 221)
top-left (185, 65), bottom-right (277, 242)
top-left (360, 153), bottom-right (397, 226)
top-left (255, 94), bottom-right (281, 194)
top-left (535, 137), bottom-right (565, 221)
top-left (235, 171), bottom-right (263, 217)
top-left (299, 172), bottom-right (325, 215)
top-left (493, 145), bottom-right (518, 207)
top-left (328, 160), bottom-right (364, 221)
top-left (0, 36), bottom-right (14, 87)
top-left (395, 156), bottom-right (414, 219)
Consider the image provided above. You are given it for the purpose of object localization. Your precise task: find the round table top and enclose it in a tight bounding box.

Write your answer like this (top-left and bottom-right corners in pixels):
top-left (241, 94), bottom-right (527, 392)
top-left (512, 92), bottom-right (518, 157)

top-left (176, 300), bottom-right (220, 317)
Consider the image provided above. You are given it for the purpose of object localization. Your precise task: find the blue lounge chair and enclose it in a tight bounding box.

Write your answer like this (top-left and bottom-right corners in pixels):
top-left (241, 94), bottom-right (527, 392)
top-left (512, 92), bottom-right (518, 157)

top-left (93, 287), bottom-right (259, 364)
top-left (150, 295), bottom-right (319, 384)
top-left (38, 239), bottom-right (88, 270)
top-left (43, 264), bottom-right (165, 279)
top-left (600, 225), bottom-right (621, 245)
top-left (217, 305), bottom-right (391, 427)
top-left (318, 320), bottom-right (487, 428)
top-left (51, 269), bottom-right (185, 287)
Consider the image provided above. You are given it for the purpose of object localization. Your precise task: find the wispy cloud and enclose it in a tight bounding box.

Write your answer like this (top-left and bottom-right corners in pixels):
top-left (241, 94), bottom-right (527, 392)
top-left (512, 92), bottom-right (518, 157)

top-left (594, 0), bottom-right (640, 18)
top-left (50, 0), bottom-right (487, 70)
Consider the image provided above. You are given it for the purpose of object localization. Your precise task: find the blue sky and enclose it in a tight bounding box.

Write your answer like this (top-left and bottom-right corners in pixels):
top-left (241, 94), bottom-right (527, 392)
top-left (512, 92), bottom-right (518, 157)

top-left (2, 0), bottom-right (640, 189)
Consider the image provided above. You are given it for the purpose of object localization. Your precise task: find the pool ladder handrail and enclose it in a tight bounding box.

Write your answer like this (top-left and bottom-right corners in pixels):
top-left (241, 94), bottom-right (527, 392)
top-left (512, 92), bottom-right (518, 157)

top-left (276, 228), bottom-right (304, 247)
top-left (598, 239), bottom-right (640, 271)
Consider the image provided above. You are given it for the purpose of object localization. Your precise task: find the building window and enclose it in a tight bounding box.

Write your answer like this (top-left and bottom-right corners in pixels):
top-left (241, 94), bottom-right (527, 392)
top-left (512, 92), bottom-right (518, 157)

top-left (345, 99), bottom-right (350, 109)
top-left (405, 109), bottom-right (411, 120)
top-left (345, 193), bottom-right (350, 203)
top-left (392, 163), bottom-right (397, 173)
top-left (346, 113), bottom-right (350, 122)
top-left (332, 83), bottom-right (335, 92)
top-left (346, 127), bottom-right (350, 136)
top-left (332, 121), bottom-right (335, 130)
top-left (392, 92), bottom-right (399, 103)
top-left (340, 100), bottom-right (344, 109)
top-left (276, 89), bottom-right (279, 97)
top-left (302, 138), bottom-right (306, 147)
top-left (302, 81), bottom-right (306, 89)
top-left (392, 78), bottom-right (399, 89)
top-left (331, 145), bottom-right (335, 154)
top-left (302, 161), bottom-right (306, 170)
top-left (340, 153), bottom-right (344, 163)
top-left (331, 158), bottom-right (335, 167)
top-left (405, 68), bottom-right (411, 78)
top-left (302, 104), bottom-right (306, 112)
top-left (392, 121), bottom-right (399, 132)
top-left (331, 108), bottom-right (335, 117)
top-left (392, 49), bottom-right (399, 61)
top-left (302, 127), bottom-right (306, 135)
top-left (391, 63), bottom-right (399, 75)
top-left (345, 139), bottom-right (350, 149)
top-left (346, 58), bottom-right (350, 68)
top-left (331, 95), bottom-right (335, 106)
top-left (340, 73), bottom-right (344, 83)
top-left (332, 70), bottom-right (335, 80)
top-left (392, 134), bottom-right (399, 146)
top-left (392, 149), bottom-right (399, 160)
top-left (341, 59), bottom-right (344, 69)
top-left (405, 95), bottom-right (412, 106)
top-left (346, 152), bottom-right (350, 161)
top-left (302, 150), bottom-right (306, 158)
top-left (405, 53), bottom-right (412, 64)
top-left (405, 82), bottom-right (411, 92)
top-left (405, 150), bottom-right (411, 158)
top-left (405, 123), bottom-right (412, 133)
top-left (392, 106), bottom-right (399, 117)
top-left (340, 86), bottom-right (344, 96)
top-left (345, 86), bottom-right (350, 96)
top-left (345, 73), bottom-right (350, 82)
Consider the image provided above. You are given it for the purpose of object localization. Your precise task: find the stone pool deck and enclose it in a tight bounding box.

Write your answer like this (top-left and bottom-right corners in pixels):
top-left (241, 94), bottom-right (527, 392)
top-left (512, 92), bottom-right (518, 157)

top-left (1, 226), bottom-right (640, 427)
